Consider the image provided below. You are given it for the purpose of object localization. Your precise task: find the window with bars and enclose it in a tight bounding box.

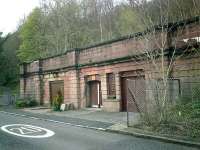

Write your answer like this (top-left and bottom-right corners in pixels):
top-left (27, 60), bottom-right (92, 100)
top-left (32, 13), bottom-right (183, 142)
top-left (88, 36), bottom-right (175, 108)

top-left (106, 73), bottom-right (116, 98)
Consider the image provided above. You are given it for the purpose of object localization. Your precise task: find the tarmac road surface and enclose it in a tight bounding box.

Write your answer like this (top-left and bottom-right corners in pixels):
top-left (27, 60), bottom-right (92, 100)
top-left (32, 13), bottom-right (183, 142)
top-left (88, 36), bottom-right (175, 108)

top-left (0, 112), bottom-right (197, 150)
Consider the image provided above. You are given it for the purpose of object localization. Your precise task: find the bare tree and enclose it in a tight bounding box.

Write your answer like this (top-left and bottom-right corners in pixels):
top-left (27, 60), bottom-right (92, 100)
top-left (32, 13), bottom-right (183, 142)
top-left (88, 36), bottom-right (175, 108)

top-left (127, 0), bottom-right (200, 124)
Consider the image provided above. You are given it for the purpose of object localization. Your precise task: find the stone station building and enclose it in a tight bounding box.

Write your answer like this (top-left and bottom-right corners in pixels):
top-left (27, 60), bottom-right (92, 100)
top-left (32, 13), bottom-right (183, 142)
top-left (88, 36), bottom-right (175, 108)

top-left (20, 17), bottom-right (200, 112)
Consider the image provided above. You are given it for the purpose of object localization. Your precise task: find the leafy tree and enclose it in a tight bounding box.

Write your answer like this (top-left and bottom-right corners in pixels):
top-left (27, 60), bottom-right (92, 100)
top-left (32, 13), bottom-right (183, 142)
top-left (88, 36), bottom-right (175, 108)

top-left (115, 5), bottom-right (144, 35)
top-left (0, 32), bottom-right (9, 86)
top-left (0, 32), bottom-right (8, 53)
top-left (0, 32), bottom-right (20, 87)
top-left (17, 0), bottom-right (200, 63)
top-left (18, 8), bottom-right (46, 62)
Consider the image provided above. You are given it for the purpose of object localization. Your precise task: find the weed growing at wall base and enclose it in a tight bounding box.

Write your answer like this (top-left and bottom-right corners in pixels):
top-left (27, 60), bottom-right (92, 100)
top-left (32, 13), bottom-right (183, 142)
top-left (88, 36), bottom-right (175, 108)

top-left (15, 98), bottom-right (38, 108)
top-left (52, 91), bottom-right (63, 111)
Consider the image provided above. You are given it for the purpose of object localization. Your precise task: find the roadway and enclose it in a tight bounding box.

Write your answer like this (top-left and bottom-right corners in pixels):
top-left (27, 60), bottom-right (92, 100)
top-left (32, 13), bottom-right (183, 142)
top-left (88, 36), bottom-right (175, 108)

top-left (0, 112), bottom-right (197, 150)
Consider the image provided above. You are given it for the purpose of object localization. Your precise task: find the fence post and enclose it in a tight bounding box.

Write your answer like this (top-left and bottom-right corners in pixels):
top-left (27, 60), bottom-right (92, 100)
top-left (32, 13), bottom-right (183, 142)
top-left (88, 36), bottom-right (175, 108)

top-left (127, 79), bottom-right (129, 127)
top-left (127, 104), bottom-right (129, 127)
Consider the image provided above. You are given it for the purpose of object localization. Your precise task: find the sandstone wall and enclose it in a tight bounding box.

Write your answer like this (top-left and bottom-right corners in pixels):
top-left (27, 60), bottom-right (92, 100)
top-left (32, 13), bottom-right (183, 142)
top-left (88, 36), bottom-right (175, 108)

top-left (19, 19), bottom-right (200, 111)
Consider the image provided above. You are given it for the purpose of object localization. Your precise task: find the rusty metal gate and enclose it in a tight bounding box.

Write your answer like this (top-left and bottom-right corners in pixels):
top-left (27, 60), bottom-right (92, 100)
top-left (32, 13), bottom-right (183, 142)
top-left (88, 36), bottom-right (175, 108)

top-left (0, 87), bottom-right (18, 106)
top-left (126, 79), bottom-right (146, 126)
top-left (126, 79), bottom-right (181, 126)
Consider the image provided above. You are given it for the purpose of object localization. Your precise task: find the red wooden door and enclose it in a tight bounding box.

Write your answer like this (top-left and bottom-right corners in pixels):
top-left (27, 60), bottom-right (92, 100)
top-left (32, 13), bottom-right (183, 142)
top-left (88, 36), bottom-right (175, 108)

top-left (89, 81), bottom-right (102, 107)
top-left (121, 77), bottom-right (132, 111)
top-left (50, 80), bottom-right (64, 105)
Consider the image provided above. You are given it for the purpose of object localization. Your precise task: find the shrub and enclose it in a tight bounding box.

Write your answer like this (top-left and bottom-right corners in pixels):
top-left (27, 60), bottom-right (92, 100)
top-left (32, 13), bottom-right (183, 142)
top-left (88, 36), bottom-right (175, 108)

top-left (15, 98), bottom-right (38, 108)
top-left (52, 91), bottom-right (63, 111)
top-left (136, 84), bottom-right (200, 138)
top-left (26, 99), bottom-right (38, 107)
top-left (15, 100), bottom-right (27, 108)
top-left (168, 98), bottom-right (200, 138)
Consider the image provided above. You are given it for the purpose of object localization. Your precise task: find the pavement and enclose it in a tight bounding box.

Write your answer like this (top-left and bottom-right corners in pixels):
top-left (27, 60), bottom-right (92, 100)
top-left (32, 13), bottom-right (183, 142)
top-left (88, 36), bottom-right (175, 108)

top-left (0, 110), bottom-right (197, 150)
top-left (23, 107), bottom-right (140, 125)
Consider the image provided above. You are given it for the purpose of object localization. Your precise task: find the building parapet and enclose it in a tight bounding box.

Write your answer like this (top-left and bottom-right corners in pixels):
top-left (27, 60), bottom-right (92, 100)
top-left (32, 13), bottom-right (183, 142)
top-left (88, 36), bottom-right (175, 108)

top-left (20, 16), bottom-right (200, 76)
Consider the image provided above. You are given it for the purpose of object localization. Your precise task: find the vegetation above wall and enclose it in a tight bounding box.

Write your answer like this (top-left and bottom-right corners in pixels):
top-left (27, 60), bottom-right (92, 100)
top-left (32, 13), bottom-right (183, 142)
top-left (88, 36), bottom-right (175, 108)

top-left (0, 32), bottom-right (20, 91)
top-left (17, 0), bottom-right (200, 62)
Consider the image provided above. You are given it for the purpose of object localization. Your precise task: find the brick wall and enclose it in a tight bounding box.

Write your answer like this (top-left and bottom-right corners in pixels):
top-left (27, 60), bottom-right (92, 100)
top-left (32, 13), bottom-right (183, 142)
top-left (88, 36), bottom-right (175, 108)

top-left (172, 54), bottom-right (200, 98)
top-left (171, 22), bottom-right (200, 48)
top-left (42, 51), bottom-right (76, 71)
top-left (20, 18), bottom-right (200, 111)
top-left (26, 61), bottom-right (40, 73)
top-left (78, 32), bottom-right (168, 65)
top-left (42, 70), bottom-right (79, 107)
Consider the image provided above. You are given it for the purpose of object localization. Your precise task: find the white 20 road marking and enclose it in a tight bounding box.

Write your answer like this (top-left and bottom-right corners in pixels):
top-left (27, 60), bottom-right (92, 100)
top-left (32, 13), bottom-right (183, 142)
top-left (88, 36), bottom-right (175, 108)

top-left (1, 124), bottom-right (55, 138)
top-left (10, 126), bottom-right (42, 135)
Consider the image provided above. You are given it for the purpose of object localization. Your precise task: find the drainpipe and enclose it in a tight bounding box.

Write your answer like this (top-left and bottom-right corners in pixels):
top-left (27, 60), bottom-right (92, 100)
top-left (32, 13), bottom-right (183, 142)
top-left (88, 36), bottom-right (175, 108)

top-left (97, 83), bottom-right (100, 108)
top-left (75, 48), bottom-right (81, 109)
top-left (38, 59), bottom-right (44, 105)
top-left (23, 63), bottom-right (27, 99)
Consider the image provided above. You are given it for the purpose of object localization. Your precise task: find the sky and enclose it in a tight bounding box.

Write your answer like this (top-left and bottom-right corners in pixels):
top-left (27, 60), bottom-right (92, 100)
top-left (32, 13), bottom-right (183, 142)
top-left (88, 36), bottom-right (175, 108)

top-left (0, 0), bottom-right (40, 35)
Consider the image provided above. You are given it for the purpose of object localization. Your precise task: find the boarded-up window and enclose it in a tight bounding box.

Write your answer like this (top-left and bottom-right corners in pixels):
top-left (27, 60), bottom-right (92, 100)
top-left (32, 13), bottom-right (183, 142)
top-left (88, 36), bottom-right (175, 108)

top-left (107, 73), bottom-right (116, 98)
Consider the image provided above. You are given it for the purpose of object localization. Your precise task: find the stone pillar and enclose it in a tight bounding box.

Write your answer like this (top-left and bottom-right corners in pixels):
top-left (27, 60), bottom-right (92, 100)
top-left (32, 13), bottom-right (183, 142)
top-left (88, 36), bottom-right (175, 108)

top-left (31, 74), bottom-right (44, 105)
top-left (115, 73), bottom-right (121, 101)
top-left (101, 74), bottom-right (107, 101)
top-left (43, 77), bottom-right (50, 106)
top-left (102, 73), bottom-right (121, 112)
top-left (34, 75), bottom-right (41, 103)
top-left (75, 70), bottom-right (81, 109)
top-left (20, 78), bottom-right (25, 99)
top-left (19, 63), bottom-right (26, 99)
